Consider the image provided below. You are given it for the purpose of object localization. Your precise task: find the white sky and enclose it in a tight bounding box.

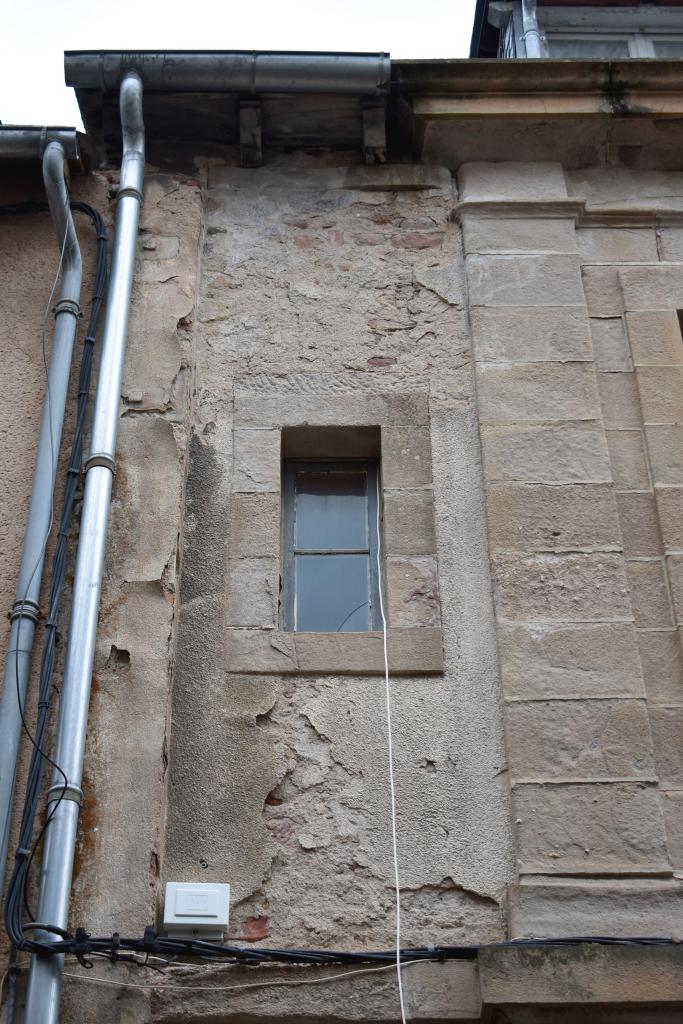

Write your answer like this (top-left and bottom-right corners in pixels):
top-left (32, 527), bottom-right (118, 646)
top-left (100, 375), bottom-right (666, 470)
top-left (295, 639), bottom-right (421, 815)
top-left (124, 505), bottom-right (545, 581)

top-left (1, 0), bottom-right (477, 129)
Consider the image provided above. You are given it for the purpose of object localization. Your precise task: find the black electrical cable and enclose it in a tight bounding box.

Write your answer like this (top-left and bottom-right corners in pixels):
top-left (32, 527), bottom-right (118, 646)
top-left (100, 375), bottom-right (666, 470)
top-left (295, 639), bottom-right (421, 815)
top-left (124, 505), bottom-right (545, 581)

top-left (0, 199), bottom-right (108, 958)
top-left (4, 928), bottom-right (679, 968)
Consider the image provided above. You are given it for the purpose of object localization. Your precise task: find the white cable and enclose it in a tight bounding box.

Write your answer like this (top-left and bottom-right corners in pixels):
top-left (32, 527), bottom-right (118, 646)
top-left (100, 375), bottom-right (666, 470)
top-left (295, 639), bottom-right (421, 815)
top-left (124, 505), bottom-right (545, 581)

top-left (53, 958), bottom-right (430, 994)
top-left (375, 472), bottom-right (408, 1024)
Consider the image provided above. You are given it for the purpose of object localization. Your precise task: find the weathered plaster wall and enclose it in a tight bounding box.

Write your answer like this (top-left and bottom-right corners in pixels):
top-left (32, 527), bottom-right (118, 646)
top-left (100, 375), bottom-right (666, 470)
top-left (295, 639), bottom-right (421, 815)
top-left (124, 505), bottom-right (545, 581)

top-left (62, 172), bottom-right (202, 946)
top-left (163, 159), bottom-right (514, 986)
top-left (0, 170), bottom-right (204, 1024)
top-left (458, 160), bottom-right (683, 938)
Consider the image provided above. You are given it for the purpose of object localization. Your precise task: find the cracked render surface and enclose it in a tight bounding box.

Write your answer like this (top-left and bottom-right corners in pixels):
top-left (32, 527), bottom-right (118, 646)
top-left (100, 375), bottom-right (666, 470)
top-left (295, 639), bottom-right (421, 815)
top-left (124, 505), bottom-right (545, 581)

top-left (164, 157), bottom-right (514, 951)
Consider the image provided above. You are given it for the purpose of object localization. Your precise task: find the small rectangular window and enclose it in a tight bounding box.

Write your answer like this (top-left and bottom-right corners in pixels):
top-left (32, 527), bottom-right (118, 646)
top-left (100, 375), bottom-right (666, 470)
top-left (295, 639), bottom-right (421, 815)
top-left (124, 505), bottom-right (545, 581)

top-left (546, 35), bottom-right (631, 59)
top-left (281, 460), bottom-right (381, 632)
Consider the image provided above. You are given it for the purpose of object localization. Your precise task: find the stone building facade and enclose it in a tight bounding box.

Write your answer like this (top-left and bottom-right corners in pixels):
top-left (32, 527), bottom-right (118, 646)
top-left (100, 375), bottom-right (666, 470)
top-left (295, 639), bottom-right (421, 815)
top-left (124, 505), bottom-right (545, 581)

top-left (3, 13), bottom-right (683, 1023)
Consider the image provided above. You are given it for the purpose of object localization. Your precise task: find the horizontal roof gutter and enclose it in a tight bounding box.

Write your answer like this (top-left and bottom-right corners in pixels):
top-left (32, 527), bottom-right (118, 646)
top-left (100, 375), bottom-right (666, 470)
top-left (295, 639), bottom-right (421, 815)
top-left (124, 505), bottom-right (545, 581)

top-left (0, 127), bottom-right (80, 162)
top-left (64, 50), bottom-right (391, 95)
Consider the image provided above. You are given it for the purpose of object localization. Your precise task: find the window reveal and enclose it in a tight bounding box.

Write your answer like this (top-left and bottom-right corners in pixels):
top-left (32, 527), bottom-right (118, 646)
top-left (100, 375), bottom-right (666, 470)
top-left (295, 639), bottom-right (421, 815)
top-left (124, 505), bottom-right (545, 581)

top-left (281, 460), bottom-right (381, 632)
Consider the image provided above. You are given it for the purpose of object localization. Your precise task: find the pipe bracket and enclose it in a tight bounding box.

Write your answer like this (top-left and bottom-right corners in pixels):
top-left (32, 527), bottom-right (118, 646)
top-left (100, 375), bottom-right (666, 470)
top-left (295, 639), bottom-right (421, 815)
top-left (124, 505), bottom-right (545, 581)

top-left (47, 783), bottom-right (83, 807)
top-left (9, 599), bottom-right (41, 626)
top-left (84, 453), bottom-right (116, 474)
top-left (53, 297), bottom-right (82, 318)
top-left (117, 185), bottom-right (143, 205)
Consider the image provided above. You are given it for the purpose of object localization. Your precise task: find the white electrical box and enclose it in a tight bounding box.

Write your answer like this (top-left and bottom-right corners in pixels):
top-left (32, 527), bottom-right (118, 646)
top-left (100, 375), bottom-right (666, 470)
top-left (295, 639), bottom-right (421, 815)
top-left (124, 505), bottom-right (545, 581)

top-left (163, 881), bottom-right (230, 940)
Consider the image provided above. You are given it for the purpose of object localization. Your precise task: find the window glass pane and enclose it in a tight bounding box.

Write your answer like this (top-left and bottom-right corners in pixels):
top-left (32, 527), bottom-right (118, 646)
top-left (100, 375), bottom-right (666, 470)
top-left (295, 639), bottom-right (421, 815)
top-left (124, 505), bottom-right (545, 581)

top-left (295, 470), bottom-right (368, 550)
top-left (295, 554), bottom-right (370, 631)
top-left (547, 37), bottom-right (630, 58)
top-left (654, 41), bottom-right (683, 57)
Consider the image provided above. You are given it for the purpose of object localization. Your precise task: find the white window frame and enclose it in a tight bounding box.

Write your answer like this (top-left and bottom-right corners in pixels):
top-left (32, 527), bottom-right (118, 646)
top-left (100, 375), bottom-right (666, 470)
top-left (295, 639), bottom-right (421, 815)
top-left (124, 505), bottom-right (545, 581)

top-left (544, 29), bottom-right (683, 59)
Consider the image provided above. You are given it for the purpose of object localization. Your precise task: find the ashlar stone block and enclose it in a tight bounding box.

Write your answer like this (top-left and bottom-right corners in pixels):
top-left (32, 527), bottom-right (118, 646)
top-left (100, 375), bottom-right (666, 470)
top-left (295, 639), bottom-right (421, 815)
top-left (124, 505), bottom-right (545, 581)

top-left (226, 558), bottom-right (279, 627)
top-left (480, 422), bottom-right (611, 484)
top-left (476, 363), bottom-right (600, 425)
top-left (381, 426), bottom-right (433, 487)
top-left (638, 630), bottom-right (683, 704)
top-left (494, 552), bottom-right (632, 623)
top-left (661, 792), bottom-right (683, 869)
top-left (226, 628), bottom-right (297, 673)
top-left (650, 706), bottom-right (683, 787)
top-left (498, 622), bottom-right (644, 700)
top-left (577, 226), bottom-right (658, 264)
top-left (505, 699), bottom-right (655, 780)
top-left (620, 265), bottom-right (683, 311)
top-left (470, 306), bottom-right (591, 363)
top-left (509, 877), bottom-right (683, 942)
top-left (597, 372), bottom-right (643, 429)
top-left (228, 493), bottom-right (280, 559)
top-left (616, 492), bottom-right (663, 557)
top-left (658, 226), bottom-right (683, 262)
top-left (468, 254), bottom-right (584, 308)
top-left (463, 215), bottom-right (577, 256)
top-left (458, 161), bottom-right (568, 202)
top-left (293, 627), bottom-right (444, 675)
top-left (513, 781), bottom-right (670, 873)
top-left (626, 310), bottom-right (683, 367)
top-left (605, 430), bottom-right (651, 491)
top-left (590, 318), bottom-right (632, 372)
top-left (387, 556), bottom-right (440, 628)
top-left (646, 425), bottom-right (683, 486)
top-left (637, 366), bottom-right (683, 425)
top-left (582, 266), bottom-right (624, 317)
top-left (486, 483), bottom-right (620, 554)
top-left (383, 489), bottom-right (436, 555)
top-left (667, 554), bottom-right (683, 625)
top-left (626, 559), bottom-right (673, 628)
top-left (235, 391), bottom-right (429, 429)
top-left (232, 429), bottom-right (281, 493)
top-left (655, 487), bottom-right (683, 551)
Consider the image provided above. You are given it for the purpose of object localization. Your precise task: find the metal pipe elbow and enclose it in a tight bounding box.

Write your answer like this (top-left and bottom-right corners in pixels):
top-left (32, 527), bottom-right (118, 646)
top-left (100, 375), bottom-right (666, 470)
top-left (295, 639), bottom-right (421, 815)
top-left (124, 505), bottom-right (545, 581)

top-left (41, 141), bottom-right (82, 295)
top-left (119, 71), bottom-right (145, 198)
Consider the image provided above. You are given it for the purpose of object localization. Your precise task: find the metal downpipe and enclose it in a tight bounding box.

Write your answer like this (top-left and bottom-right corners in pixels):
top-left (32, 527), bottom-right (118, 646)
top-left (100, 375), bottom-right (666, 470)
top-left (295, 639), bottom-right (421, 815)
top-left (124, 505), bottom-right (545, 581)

top-left (521, 0), bottom-right (545, 58)
top-left (24, 71), bottom-right (144, 1024)
top-left (0, 141), bottom-right (82, 892)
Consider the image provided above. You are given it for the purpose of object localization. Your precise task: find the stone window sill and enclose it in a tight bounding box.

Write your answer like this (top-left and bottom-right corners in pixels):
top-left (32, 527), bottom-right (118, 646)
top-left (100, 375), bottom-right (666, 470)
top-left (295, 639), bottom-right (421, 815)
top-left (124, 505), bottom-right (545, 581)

top-left (226, 627), bottom-right (444, 675)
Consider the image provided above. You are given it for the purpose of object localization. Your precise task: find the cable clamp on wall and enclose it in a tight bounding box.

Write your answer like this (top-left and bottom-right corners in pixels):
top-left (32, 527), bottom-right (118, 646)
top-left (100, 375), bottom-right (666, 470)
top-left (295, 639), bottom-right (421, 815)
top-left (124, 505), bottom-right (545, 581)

top-left (84, 452), bottom-right (116, 475)
top-left (9, 599), bottom-right (41, 625)
top-left (47, 783), bottom-right (83, 806)
top-left (53, 297), bottom-right (82, 318)
top-left (117, 185), bottom-right (143, 204)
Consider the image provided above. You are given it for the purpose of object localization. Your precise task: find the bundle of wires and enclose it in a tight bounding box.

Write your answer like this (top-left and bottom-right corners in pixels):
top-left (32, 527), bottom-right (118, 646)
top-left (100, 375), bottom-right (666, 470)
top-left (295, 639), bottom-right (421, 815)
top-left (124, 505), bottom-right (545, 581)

top-left (0, 199), bottom-right (107, 957)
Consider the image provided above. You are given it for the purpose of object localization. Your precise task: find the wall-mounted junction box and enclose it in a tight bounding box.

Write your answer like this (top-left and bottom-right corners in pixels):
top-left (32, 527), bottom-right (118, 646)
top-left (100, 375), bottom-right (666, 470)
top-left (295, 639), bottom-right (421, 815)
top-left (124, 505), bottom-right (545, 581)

top-left (163, 881), bottom-right (231, 940)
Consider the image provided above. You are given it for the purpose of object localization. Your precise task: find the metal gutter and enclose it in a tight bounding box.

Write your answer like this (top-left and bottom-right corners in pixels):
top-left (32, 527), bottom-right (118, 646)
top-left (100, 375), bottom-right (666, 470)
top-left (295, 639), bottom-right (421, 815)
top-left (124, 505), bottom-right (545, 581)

top-left (65, 50), bottom-right (391, 95)
top-left (0, 128), bottom-right (80, 162)
top-left (24, 71), bottom-right (145, 1024)
top-left (0, 140), bottom-right (82, 894)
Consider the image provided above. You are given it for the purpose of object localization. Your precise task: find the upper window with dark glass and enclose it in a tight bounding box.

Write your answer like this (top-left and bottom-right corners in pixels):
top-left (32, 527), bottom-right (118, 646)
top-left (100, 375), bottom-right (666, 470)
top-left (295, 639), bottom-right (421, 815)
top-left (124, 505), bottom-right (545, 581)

top-left (281, 460), bottom-right (381, 632)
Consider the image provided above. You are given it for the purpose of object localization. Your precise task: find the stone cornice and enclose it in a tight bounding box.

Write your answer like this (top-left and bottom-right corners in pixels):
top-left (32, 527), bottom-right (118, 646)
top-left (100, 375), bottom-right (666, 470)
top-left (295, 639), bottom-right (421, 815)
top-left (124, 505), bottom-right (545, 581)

top-left (393, 58), bottom-right (683, 119)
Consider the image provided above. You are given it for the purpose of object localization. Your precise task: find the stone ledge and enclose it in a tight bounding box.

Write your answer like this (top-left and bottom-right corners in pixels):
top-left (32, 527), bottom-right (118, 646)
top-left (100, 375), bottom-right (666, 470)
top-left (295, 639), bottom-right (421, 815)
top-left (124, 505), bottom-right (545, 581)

top-left (479, 941), bottom-right (683, 1005)
top-left (209, 163), bottom-right (452, 193)
top-left (226, 627), bottom-right (444, 675)
top-left (508, 877), bottom-right (683, 945)
top-left (149, 959), bottom-right (480, 1022)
